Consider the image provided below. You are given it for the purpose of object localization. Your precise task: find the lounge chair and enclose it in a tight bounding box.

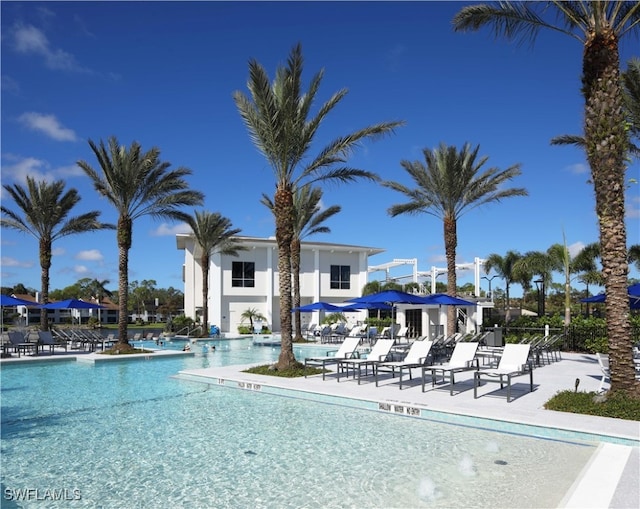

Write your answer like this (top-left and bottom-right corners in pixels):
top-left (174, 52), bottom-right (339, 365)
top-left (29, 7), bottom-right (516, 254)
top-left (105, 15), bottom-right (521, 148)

top-left (473, 344), bottom-right (533, 402)
top-left (596, 353), bottom-right (610, 393)
top-left (37, 330), bottom-right (68, 354)
top-left (304, 336), bottom-right (361, 380)
top-left (8, 330), bottom-right (37, 357)
top-left (423, 342), bottom-right (479, 395)
top-left (337, 339), bottom-right (395, 384)
top-left (374, 339), bottom-right (434, 389)
top-left (394, 326), bottom-right (410, 344)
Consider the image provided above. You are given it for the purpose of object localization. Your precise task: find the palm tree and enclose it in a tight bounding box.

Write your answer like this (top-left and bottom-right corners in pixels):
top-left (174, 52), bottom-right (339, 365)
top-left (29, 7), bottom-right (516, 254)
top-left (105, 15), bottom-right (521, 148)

top-left (234, 43), bottom-right (403, 370)
top-left (484, 251), bottom-right (523, 323)
top-left (453, 0), bottom-right (640, 396)
top-left (383, 142), bottom-right (527, 335)
top-left (88, 278), bottom-right (113, 326)
top-left (1, 177), bottom-right (112, 331)
top-left (262, 185), bottom-right (341, 341)
top-left (185, 210), bottom-right (245, 336)
top-left (628, 244), bottom-right (640, 272)
top-left (77, 137), bottom-right (204, 350)
top-left (241, 307), bottom-right (267, 333)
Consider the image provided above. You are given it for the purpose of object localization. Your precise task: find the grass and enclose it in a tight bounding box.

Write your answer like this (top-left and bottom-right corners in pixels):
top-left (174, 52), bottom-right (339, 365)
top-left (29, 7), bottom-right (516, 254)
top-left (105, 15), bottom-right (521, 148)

top-left (243, 363), bottom-right (325, 378)
top-left (544, 390), bottom-right (640, 421)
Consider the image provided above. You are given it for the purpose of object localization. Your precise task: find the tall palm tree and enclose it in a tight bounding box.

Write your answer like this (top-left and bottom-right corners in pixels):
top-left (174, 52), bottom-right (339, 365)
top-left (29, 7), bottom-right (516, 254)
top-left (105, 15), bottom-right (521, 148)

top-left (453, 0), bottom-right (640, 395)
top-left (262, 185), bottom-right (341, 341)
top-left (628, 244), bottom-right (640, 272)
top-left (484, 251), bottom-right (523, 323)
top-left (383, 142), bottom-right (527, 335)
top-left (77, 137), bottom-right (204, 349)
top-left (1, 177), bottom-right (112, 330)
top-left (185, 210), bottom-right (245, 336)
top-left (234, 43), bottom-right (403, 370)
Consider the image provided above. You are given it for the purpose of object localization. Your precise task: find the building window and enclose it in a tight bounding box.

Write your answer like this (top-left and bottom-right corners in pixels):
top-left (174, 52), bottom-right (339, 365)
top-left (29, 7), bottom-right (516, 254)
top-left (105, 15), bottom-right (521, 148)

top-left (330, 265), bottom-right (350, 290)
top-left (232, 261), bottom-right (255, 287)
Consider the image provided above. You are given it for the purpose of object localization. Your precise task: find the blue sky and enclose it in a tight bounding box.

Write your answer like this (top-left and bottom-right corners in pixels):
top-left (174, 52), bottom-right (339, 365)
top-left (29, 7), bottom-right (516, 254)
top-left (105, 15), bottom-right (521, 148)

top-left (1, 1), bottom-right (639, 299)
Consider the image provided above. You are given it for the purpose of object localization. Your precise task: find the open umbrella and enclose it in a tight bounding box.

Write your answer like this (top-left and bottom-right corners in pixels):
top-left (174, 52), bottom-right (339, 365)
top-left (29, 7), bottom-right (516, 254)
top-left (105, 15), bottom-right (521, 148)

top-left (42, 298), bottom-right (106, 326)
top-left (420, 293), bottom-right (475, 306)
top-left (1, 295), bottom-right (40, 307)
top-left (1, 295), bottom-right (41, 331)
top-left (580, 284), bottom-right (640, 309)
top-left (420, 293), bottom-right (476, 338)
top-left (340, 301), bottom-right (393, 311)
top-left (42, 298), bottom-right (105, 310)
top-left (347, 290), bottom-right (430, 339)
top-left (291, 301), bottom-right (344, 312)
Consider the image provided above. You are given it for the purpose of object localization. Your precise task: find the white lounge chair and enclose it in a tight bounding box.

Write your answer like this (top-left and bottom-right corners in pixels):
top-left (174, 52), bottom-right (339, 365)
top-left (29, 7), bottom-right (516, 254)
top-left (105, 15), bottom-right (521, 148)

top-left (473, 344), bottom-right (533, 402)
top-left (423, 342), bottom-right (479, 395)
top-left (596, 353), bottom-right (610, 393)
top-left (337, 339), bottom-right (395, 384)
top-left (374, 340), bottom-right (434, 389)
top-left (304, 336), bottom-right (361, 380)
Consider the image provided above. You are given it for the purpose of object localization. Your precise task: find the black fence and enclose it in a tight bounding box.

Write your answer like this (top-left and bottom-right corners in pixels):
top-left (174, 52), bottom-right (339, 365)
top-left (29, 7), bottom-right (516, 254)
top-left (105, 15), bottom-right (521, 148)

top-left (497, 325), bottom-right (640, 353)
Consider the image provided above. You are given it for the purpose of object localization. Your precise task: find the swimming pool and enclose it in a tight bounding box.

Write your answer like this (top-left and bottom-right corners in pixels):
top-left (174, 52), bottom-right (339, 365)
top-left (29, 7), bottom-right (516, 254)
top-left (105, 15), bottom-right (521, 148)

top-left (1, 339), bottom-right (597, 508)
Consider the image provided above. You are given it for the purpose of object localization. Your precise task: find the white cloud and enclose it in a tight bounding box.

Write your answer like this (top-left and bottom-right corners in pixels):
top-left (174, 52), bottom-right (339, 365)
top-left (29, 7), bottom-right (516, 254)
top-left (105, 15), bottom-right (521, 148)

top-left (73, 265), bottom-right (89, 275)
top-left (0, 256), bottom-right (34, 268)
top-left (76, 249), bottom-right (103, 262)
top-left (18, 112), bottom-right (77, 142)
top-left (52, 247), bottom-right (65, 256)
top-left (568, 241), bottom-right (586, 258)
top-left (152, 222), bottom-right (191, 236)
top-left (11, 23), bottom-right (89, 72)
top-left (1, 154), bottom-right (83, 184)
top-left (567, 163), bottom-right (589, 175)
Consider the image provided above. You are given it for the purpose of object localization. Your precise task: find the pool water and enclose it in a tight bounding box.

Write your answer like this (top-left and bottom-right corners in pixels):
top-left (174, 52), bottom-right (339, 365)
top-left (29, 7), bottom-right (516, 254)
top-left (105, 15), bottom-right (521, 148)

top-left (1, 339), bottom-right (596, 508)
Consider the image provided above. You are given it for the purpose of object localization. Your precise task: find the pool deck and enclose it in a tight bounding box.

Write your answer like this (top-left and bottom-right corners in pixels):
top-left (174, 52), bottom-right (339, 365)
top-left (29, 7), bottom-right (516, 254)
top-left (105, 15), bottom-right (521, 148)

top-left (2, 347), bottom-right (638, 508)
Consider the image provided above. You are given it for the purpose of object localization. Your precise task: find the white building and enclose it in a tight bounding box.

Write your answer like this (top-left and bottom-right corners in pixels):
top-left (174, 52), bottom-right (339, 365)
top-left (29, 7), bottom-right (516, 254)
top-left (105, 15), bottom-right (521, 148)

top-left (177, 235), bottom-right (383, 334)
top-left (177, 235), bottom-right (488, 337)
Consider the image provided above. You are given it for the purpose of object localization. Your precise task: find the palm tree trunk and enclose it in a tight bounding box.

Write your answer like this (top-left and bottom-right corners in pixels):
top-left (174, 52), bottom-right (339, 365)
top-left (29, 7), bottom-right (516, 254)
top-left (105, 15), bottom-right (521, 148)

top-left (39, 237), bottom-right (51, 331)
top-left (292, 238), bottom-right (303, 341)
top-left (583, 31), bottom-right (638, 394)
top-left (274, 184), bottom-right (298, 369)
top-left (444, 214), bottom-right (457, 335)
top-left (117, 216), bottom-right (132, 347)
top-left (201, 253), bottom-right (210, 336)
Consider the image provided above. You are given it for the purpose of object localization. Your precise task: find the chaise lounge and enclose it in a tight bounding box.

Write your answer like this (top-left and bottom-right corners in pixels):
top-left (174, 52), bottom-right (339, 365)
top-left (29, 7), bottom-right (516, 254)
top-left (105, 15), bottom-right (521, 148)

top-left (473, 344), bottom-right (533, 402)
top-left (374, 339), bottom-right (434, 389)
top-left (304, 336), bottom-right (361, 380)
top-left (337, 339), bottom-right (394, 384)
top-left (422, 342), bottom-right (480, 395)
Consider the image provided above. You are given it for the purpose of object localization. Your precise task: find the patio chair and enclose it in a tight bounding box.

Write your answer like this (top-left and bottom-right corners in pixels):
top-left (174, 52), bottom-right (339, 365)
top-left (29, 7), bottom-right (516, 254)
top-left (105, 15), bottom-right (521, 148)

top-left (596, 353), bottom-right (610, 393)
top-left (8, 330), bottom-right (37, 357)
top-left (304, 336), bottom-right (361, 380)
top-left (374, 339), bottom-right (434, 389)
top-left (473, 344), bottom-right (533, 402)
top-left (394, 326), bottom-right (410, 344)
top-left (422, 342), bottom-right (479, 395)
top-left (37, 330), bottom-right (68, 354)
top-left (337, 339), bottom-right (395, 384)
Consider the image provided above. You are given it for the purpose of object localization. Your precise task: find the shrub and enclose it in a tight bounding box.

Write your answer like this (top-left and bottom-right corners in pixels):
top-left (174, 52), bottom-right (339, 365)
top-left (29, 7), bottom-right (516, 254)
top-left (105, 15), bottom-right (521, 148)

top-left (544, 390), bottom-right (640, 421)
top-left (243, 363), bottom-right (323, 378)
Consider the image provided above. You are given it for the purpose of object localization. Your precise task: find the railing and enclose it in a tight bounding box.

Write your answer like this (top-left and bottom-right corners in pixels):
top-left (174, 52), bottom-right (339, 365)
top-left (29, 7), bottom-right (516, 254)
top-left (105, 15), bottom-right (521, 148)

top-left (173, 325), bottom-right (204, 337)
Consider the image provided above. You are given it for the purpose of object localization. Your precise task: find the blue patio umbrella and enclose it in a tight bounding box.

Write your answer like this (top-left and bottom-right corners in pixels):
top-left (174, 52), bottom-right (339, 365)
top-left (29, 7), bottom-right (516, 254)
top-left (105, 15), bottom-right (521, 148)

top-left (0, 295), bottom-right (40, 307)
top-left (42, 298), bottom-right (105, 310)
top-left (1, 295), bottom-right (41, 330)
top-left (420, 293), bottom-right (475, 306)
top-left (340, 301), bottom-right (393, 311)
top-left (347, 290), bottom-right (430, 338)
top-left (581, 286), bottom-right (640, 310)
top-left (291, 301), bottom-right (344, 312)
